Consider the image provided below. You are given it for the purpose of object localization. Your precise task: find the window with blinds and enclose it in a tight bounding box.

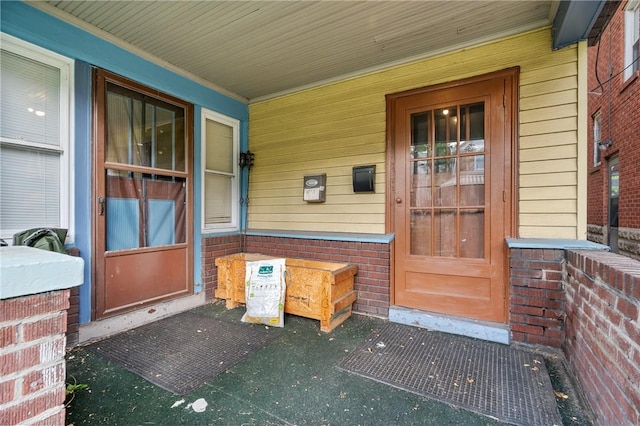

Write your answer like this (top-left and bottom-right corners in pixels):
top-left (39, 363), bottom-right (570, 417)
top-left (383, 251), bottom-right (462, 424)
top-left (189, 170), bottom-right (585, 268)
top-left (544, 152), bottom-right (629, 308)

top-left (201, 109), bottom-right (239, 231)
top-left (0, 34), bottom-right (73, 242)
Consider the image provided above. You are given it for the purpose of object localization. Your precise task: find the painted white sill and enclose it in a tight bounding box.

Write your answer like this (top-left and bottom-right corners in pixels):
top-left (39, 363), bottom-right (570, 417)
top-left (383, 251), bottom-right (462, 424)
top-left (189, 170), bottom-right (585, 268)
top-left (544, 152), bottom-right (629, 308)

top-left (0, 246), bottom-right (84, 299)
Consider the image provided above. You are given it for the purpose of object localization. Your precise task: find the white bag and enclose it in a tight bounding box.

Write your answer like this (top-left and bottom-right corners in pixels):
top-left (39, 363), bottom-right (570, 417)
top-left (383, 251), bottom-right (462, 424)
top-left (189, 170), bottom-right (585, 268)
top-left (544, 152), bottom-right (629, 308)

top-left (241, 259), bottom-right (286, 327)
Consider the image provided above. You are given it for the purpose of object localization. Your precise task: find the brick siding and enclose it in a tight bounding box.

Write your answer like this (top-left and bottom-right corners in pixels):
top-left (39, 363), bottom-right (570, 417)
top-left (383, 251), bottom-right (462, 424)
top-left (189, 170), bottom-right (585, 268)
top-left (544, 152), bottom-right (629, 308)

top-left (201, 234), bottom-right (243, 301)
top-left (510, 246), bottom-right (640, 425)
top-left (65, 247), bottom-right (81, 347)
top-left (244, 236), bottom-right (391, 317)
top-left (564, 250), bottom-right (640, 426)
top-left (0, 290), bottom-right (70, 425)
top-left (204, 236), bottom-right (639, 424)
top-left (587, 2), bottom-right (640, 245)
top-left (202, 234), bottom-right (391, 318)
top-left (509, 248), bottom-right (566, 347)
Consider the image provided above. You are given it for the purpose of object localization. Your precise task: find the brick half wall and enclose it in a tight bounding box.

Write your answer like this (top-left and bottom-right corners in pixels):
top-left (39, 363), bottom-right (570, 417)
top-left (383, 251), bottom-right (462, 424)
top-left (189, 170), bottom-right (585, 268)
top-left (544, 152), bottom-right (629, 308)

top-left (509, 248), bottom-right (566, 347)
top-left (201, 234), bottom-right (243, 301)
top-left (564, 250), bottom-right (640, 426)
top-left (0, 291), bottom-right (70, 426)
top-left (201, 234), bottom-right (391, 318)
top-left (244, 236), bottom-right (391, 317)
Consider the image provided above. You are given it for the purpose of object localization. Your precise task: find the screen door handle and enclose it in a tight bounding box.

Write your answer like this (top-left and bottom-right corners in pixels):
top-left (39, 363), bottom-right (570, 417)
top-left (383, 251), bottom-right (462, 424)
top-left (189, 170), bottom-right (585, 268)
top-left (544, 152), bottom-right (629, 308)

top-left (98, 196), bottom-right (105, 216)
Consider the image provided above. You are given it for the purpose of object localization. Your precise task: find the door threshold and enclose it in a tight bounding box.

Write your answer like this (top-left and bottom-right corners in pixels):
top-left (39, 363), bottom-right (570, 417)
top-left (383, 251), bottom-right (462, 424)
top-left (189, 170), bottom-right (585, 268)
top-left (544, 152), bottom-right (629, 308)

top-left (388, 306), bottom-right (510, 345)
top-left (78, 293), bottom-right (206, 344)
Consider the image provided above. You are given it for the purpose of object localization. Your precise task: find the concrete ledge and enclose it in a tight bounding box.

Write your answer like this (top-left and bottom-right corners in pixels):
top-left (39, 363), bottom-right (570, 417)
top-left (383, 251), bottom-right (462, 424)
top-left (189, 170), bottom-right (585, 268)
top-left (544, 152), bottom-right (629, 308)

top-left (505, 238), bottom-right (609, 250)
top-left (0, 246), bottom-right (84, 299)
top-left (389, 306), bottom-right (510, 345)
top-left (79, 292), bottom-right (206, 343)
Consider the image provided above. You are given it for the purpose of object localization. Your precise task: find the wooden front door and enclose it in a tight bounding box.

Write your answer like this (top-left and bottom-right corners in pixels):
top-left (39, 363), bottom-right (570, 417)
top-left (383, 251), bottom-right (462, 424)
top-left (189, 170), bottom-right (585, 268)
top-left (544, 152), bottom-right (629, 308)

top-left (93, 69), bottom-right (193, 319)
top-left (389, 69), bottom-right (515, 323)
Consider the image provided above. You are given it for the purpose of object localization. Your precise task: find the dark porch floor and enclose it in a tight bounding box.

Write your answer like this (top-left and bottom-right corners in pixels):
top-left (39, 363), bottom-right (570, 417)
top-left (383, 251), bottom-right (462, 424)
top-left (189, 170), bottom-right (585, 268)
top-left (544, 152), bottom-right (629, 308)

top-left (65, 302), bottom-right (592, 425)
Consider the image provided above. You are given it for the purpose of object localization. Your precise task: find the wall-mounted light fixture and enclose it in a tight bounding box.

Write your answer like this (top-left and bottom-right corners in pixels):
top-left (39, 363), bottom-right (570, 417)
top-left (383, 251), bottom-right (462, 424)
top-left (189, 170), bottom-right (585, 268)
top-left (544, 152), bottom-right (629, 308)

top-left (239, 150), bottom-right (254, 169)
top-left (598, 140), bottom-right (612, 151)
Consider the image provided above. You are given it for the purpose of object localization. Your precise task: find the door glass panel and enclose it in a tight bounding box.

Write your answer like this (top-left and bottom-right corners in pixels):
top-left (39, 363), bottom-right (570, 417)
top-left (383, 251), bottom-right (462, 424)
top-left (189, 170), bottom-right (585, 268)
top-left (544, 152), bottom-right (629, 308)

top-left (435, 158), bottom-right (457, 207)
top-left (410, 210), bottom-right (431, 256)
top-left (411, 161), bottom-right (431, 207)
top-left (460, 103), bottom-right (484, 151)
top-left (411, 112), bottom-right (430, 158)
top-left (435, 106), bottom-right (457, 156)
top-left (460, 209), bottom-right (484, 258)
top-left (460, 155), bottom-right (485, 206)
top-left (434, 209), bottom-right (456, 257)
top-left (106, 83), bottom-right (186, 171)
top-left (409, 101), bottom-right (486, 258)
top-left (105, 170), bottom-right (186, 251)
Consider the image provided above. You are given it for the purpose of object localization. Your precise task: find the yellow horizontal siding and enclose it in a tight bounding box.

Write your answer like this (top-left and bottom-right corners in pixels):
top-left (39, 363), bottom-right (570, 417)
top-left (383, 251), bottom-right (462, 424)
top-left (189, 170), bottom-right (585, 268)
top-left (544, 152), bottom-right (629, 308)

top-left (249, 221), bottom-right (386, 234)
top-left (519, 226), bottom-right (577, 239)
top-left (520, 158), bottom-right (577, 175)
top-left (519, 186), bottom-right (576, 200)
top-left (520, 104), bottom-right (577, 124)
top-left (519, 199), bottom-right (576, 214)
top-left (249, 26), bottom-right (581, 236)
top-left (520, 90), bottom-right (577, 111)
top-left (519, 172), bottom-right (577, 187)
top-left (520, 62), bottom-right (577, 85)
top-left (520, 213), bottom-right (577, 227)
top-left (520, 117), bottom-right (577, 137)
top-left (519, 144), bottom-right (577, 162)
top-left (519, 131), bottom-right (577, 149)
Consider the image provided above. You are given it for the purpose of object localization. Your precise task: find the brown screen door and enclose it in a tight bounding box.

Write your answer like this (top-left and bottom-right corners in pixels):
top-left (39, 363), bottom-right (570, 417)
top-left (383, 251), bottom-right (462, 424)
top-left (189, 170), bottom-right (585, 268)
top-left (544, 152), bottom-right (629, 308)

top-left (93, 69), bottom-right (193, 319)
top-left (389, 70), bottom-right (514, 323)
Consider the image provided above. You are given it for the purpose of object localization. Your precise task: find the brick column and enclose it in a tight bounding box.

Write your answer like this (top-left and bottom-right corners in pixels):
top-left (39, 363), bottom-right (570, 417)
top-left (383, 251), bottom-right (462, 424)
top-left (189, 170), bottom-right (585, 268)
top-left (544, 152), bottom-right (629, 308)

top-left (0, 246), bottom-right (83, 426)
top-left (0, 291), bottom-right (70, 425)
top-left (509, 247), bottom-right (566, 347)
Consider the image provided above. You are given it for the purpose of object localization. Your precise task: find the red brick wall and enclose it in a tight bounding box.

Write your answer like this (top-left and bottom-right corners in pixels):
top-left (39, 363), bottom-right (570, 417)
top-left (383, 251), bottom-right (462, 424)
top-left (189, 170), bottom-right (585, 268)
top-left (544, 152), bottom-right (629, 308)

top-left (587, 2), bottom-right (640, 230)
top-left (65, 247), bottom-right (81, 347)
top-left (201, 234), bottom-right (242, 301)
top-left (509, 248), bottom-right (566, 347)
top-left (244, 236), bottom-right (391, 317)
top-left (564, 250), bottom-right (640, 426)
top-left (202, 235), bottom-right (391, 317)
top-left (0, 291), bottom-right (70, 426)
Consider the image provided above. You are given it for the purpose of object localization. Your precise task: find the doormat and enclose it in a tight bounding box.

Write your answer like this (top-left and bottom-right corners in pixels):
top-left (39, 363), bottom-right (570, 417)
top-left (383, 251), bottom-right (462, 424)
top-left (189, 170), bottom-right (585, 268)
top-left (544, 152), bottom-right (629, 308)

top-left (86, 311), bottom-right (278, 395)
top-left (338, 322), bottom-right (562, 426)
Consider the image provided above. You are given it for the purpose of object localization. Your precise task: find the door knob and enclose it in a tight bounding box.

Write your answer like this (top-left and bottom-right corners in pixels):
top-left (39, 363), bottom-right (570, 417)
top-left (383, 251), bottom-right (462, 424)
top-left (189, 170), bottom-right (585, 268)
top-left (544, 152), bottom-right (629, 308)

top-left (396, 197), bottom-right (402, 204)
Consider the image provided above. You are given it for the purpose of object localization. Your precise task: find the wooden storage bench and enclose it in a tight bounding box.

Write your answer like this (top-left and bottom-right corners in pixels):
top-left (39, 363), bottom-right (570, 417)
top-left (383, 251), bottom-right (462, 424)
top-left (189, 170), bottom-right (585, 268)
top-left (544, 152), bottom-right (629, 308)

top-left (214, 253), bottom-right (358, 332)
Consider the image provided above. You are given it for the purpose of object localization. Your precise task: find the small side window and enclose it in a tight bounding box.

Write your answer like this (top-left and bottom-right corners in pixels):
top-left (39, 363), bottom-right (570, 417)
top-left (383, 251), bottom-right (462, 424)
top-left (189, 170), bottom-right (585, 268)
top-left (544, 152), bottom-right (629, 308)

top-left (201, 109), bottom-right (239, 232)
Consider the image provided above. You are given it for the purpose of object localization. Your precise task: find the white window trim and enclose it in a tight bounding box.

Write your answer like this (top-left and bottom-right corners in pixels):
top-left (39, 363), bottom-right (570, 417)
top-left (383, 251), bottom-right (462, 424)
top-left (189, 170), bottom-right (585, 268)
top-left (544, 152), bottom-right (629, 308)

top-left (624, 0), bottom-right (640, 81)
top-left (593, 110), bottom-right (602, 166)
top-left (201, 108), bottom-right (239, 233)
top-left (0, 33), bottom-right (75, 244)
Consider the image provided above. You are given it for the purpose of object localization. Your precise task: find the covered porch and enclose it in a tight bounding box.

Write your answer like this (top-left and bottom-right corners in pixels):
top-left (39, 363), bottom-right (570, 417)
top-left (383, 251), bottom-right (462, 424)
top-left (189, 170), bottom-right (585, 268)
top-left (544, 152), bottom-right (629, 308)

top-left (64, 301), bottom-right (590, 426)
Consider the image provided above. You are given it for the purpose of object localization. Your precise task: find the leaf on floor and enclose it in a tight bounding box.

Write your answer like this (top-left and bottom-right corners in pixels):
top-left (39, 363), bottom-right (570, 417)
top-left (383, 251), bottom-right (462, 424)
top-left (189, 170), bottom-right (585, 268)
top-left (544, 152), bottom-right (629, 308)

top-left (554, 390), bottom-right (569, 400)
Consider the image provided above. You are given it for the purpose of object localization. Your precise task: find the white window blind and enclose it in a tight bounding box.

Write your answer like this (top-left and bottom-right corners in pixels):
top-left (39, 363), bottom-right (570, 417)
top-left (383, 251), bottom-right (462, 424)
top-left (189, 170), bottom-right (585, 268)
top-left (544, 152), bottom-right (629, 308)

top-left (0, 33), bottom-right (73, 241)
top-left (202, 109), bottom-right (239, 231)
top-left (1, 50), bottom-right (61, 146)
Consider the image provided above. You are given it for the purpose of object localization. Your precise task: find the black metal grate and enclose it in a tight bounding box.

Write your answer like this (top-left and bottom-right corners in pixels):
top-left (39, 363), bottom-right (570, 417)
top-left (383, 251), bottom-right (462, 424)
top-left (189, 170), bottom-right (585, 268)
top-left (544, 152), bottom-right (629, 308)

top-left (339, 323), bottom-right (562, 426)
top-left (87, 311), bottom-right (278, 395)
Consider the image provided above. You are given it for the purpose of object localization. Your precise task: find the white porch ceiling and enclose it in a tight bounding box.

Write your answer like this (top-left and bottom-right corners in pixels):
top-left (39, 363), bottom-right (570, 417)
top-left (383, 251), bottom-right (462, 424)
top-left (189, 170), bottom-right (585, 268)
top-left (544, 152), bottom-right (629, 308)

top-left (35, 1), bottom-right (560, 102)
